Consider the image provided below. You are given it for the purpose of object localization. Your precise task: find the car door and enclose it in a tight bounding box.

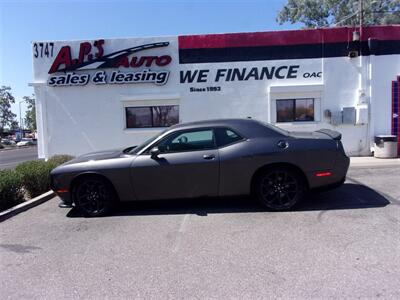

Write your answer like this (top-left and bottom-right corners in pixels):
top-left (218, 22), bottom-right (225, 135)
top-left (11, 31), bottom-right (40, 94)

top-left (131, 128), bottom-right (219, 200)
top-left (214, 127), bottom-right (255, 197)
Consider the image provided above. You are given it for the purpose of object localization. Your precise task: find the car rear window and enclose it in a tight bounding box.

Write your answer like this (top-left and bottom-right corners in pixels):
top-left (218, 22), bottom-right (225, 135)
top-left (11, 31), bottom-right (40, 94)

top-left (215, 128), bottom-right (244, 147)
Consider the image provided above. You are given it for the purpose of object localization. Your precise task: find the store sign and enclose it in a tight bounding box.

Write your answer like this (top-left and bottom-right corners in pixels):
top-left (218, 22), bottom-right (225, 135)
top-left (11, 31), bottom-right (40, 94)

top-left (47, 40), bottom-right (171, 87)
top-left (179, 66), bottom-right (322, 93)
top-left (179, 67), bottom-right (322, 84)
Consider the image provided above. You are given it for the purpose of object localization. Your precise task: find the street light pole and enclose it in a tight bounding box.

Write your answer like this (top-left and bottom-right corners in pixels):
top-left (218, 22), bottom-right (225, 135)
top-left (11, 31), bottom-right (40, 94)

top-left (19, 99), bottom-right (27, 138)
top-left (19, 101), bottom-right (23, 131)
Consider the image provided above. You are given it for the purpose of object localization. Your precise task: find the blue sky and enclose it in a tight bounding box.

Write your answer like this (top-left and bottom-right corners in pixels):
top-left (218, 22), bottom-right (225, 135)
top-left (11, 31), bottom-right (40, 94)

top-left (0, 0), bottom-right (298, 121)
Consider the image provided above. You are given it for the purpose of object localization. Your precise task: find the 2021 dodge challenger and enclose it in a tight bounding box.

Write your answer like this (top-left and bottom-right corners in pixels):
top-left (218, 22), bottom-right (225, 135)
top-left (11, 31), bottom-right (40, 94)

top-left (50, 119), bottom-right (350, 216)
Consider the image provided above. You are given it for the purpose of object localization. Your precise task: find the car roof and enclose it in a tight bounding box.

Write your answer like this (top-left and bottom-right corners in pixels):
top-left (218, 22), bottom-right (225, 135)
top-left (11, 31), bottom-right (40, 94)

top-left (168, 118), bottom-right (284, 138)
top-left (170, 118), bottom-right (253, 129)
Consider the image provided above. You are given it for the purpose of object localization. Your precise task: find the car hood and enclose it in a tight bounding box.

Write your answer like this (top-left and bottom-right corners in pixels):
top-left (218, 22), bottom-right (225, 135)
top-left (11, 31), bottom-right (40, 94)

top-left (63, 148), bottom-right (128, 165)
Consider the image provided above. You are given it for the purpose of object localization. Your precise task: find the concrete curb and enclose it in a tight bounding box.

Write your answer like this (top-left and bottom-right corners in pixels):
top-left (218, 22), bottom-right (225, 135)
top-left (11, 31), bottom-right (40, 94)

top-left (0, 191), bottom-right (55, 223)
top-left (350, 156), bottom-right (400, 168)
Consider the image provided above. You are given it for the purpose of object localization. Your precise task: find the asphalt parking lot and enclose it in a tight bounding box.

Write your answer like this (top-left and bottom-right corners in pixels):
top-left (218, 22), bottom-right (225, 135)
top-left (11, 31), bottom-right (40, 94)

top-left (1, 164), bottom-right (400, 299)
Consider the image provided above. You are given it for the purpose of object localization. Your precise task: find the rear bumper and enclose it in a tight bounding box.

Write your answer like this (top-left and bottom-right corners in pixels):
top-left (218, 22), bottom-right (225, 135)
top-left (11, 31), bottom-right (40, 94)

top-left (306, 153), bottom-right (350, 189)
top-left (310, 176), bottom-right (346, 193)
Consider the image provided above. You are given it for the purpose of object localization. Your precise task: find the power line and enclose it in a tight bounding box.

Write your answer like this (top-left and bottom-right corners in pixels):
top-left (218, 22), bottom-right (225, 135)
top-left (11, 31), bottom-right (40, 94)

top-left (333, 10), bottom-right (359, 26)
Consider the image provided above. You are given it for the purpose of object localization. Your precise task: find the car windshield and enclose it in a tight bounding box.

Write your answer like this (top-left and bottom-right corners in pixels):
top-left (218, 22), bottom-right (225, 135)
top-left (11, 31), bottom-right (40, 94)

top-left (127, 129), bottom-right (168, 154)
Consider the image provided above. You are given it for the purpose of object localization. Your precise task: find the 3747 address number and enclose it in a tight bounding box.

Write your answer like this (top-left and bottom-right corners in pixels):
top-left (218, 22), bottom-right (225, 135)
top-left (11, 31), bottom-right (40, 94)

top-left (33, 42), bottom-right (54, 58)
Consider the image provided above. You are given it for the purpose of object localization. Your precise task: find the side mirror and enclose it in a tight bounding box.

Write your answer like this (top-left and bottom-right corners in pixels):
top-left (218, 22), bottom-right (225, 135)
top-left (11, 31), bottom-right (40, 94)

top-left (150, 147), bottom-right (160, 159)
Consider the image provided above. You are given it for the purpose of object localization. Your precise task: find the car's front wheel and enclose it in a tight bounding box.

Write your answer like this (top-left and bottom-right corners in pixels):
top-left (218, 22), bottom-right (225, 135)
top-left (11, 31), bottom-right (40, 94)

top-left (255, 167), bottom-right (306, 211)
top-left (73, 176), bottom-right (115, 217)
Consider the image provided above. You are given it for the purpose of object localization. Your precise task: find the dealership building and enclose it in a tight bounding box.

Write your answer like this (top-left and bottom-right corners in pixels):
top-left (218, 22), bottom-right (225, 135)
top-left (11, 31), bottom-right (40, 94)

top-left (31, 25), bottom-right (400, 158)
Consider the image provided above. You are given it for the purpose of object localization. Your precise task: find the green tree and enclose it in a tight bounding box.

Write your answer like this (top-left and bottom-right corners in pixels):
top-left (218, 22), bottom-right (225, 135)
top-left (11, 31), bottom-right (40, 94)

top-left (24, 94), bottom-right (36, 131)
top-left (0, 86), bottom-right (18, 135)
top-left (277, 0), bottom-right (400, 28)
top-left (10, 120), bottom-right (19, 131)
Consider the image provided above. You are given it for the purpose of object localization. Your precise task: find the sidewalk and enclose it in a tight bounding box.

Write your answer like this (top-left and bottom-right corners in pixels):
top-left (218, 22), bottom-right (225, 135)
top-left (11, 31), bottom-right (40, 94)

top-left (350, 156), bottom-right (400, 168)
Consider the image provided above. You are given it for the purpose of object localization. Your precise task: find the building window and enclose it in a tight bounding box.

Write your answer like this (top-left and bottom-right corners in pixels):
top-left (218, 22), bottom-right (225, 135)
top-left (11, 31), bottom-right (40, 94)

top-left (276, 98), bottom-right (314, 122)
top-left (126, 105), bottom-right (179, 128)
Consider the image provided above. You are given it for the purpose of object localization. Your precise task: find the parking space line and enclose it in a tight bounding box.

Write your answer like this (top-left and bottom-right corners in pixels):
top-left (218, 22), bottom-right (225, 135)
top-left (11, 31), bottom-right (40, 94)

top-left (172, 214), bottom-right (190, 253)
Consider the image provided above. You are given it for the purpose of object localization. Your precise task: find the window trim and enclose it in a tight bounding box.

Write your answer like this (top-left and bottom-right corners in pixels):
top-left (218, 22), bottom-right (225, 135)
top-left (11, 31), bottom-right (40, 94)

top-left (140, 126), bottom-right (248, 155)
top-left (142, 127), bottom-right (218, 155)
top-left (276, 98), bottom-right (315, 123)
top-left (125, 105), bottom-right (179, 129)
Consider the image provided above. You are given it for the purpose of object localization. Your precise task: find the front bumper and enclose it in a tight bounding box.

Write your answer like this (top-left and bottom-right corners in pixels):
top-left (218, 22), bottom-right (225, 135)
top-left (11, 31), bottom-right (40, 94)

top-left (54, 191), bottom-right (72, 204)
top-left (50, 175), bottom-right (73, 204)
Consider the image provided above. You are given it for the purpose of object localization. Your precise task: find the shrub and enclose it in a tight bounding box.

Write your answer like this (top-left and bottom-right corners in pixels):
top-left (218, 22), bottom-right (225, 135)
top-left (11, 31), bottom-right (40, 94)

top-left (0, 170), bottom-right (24, 211)
top-left (47, 154), bottom-right (74, 167)
top-left (15, 160), bottom-right (54, 198)
top-left (15, 155), bottom-right (74, 199)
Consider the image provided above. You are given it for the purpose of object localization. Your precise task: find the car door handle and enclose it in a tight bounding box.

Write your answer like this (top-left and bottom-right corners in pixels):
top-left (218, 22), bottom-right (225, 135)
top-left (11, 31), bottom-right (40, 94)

top-left (203, 154), bottom-right (215, 160)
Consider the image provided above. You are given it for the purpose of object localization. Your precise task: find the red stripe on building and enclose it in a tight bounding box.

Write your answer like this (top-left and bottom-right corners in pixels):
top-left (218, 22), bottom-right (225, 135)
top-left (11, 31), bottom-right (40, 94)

top-left (363, 26), bottom-right (400, 42)
top-left (398, 78), bottom-right (400, 155)
top-left (392, 81), bottom-right (395, 136)
top-left (179, 25), bottom-right (400, 49)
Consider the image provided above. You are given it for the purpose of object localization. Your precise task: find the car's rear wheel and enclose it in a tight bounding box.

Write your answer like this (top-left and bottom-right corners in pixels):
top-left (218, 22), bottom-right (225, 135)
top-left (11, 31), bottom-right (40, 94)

top-left (73, 177), bottom-right (115, 217)
top-left (255, 167), bottom-right (306, 211)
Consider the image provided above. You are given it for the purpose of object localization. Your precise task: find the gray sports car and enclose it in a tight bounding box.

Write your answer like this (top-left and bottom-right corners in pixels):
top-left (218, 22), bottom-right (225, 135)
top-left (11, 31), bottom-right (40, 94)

top-left (50, 119), bottom-right (349, 216)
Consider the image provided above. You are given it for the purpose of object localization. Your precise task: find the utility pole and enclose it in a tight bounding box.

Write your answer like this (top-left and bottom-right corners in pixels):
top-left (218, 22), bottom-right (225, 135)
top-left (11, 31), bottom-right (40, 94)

top-left (359, 0), bottom-right (363, 29)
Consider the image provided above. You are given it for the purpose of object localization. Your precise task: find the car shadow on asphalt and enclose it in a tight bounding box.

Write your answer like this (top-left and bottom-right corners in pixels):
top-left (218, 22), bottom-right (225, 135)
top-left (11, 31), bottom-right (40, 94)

top-left (66, 183), bottom-right (392, 218)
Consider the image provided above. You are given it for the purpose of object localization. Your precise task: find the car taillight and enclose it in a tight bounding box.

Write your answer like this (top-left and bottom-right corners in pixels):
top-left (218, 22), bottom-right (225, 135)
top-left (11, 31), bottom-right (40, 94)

top-left (315, 171), bottom-right (332, 177)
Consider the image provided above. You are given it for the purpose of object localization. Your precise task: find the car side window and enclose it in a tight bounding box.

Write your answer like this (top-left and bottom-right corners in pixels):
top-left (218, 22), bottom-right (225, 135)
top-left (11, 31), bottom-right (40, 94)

top-left (215, 127), bottom-right (244, 147)
top-left (157, 129), bottom-right (216, 153)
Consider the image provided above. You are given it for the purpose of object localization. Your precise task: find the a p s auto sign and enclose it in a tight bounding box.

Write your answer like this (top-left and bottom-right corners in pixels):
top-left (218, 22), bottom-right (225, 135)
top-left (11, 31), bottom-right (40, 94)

top-left (47, 39), bottom-right (172, 87)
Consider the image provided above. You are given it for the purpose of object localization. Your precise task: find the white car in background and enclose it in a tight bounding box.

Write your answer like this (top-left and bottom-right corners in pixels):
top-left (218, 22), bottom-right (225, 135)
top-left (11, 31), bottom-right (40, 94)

top-left (16, 138), bottom-right (37, 147)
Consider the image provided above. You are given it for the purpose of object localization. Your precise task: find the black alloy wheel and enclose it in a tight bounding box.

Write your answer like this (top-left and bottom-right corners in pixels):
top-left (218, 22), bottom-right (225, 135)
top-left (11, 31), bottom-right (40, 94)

top-left (256, 167), bottom-right (305, 211)
top-left (73, 177), bottom-right (115, 217)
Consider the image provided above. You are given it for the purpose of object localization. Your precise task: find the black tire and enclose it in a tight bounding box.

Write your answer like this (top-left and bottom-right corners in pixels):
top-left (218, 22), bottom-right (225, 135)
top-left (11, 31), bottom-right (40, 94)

top-left (72, 176), bottom-right (115, 217)
top-left (255, 167), bottom-right (306, 211)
